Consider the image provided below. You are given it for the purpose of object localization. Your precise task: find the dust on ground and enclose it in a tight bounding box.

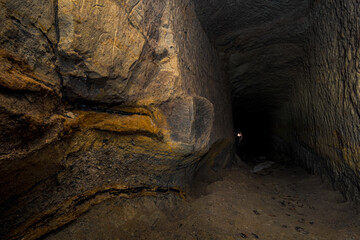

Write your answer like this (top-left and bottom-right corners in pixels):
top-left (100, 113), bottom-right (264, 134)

top-left (46, 160), bottom-right (360, 240)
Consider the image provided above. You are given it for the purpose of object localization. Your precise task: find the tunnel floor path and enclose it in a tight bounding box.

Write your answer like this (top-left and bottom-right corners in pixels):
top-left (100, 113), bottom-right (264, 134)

top-left (46, 159), bottom-right (360, 240)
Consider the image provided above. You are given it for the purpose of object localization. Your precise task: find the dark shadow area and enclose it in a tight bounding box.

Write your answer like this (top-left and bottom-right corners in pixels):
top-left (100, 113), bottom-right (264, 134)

top-left (233, 107), bottom-right (276, 164)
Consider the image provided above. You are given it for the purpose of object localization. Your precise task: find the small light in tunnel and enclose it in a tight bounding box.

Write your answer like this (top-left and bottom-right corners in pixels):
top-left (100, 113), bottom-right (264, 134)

top-left (236, 131), bottom-right (243, 145)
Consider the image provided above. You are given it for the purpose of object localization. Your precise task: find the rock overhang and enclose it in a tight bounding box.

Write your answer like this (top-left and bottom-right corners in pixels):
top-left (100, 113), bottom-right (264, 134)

top-left (0, 1), bottom-right (234, 238)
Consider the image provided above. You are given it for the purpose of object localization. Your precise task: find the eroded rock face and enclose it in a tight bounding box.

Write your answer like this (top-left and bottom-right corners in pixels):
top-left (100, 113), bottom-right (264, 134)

top-left (266, 0), bottom-right (360, 203)
top-left (58, 0), bottom-right (146, 102)
top-left (282, 0), bottom-right (360, 202)
top-left (0, 0), bottom-right (233, 238)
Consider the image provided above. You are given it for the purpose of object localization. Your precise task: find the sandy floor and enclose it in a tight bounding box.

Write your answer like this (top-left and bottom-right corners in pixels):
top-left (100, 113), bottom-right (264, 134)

top-left (46, 161), bottom-right (360, 240)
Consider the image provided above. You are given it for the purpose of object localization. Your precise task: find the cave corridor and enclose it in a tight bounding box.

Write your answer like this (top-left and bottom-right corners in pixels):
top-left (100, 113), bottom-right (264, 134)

top-left (1, 0), bottom-right (360, 239)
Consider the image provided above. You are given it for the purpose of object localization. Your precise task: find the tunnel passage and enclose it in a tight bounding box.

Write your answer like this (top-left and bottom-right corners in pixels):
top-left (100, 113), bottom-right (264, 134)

top-left (194, 0), bottom-right (308, 162)
top-left (194, 0), bottom-right (360, 203)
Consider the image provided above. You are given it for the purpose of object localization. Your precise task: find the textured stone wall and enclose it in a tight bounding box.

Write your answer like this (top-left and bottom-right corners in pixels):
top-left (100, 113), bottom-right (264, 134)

top-left (284, 0), bottom-right (360, 202)
top-left (0, 1), bottom-right (233, 239)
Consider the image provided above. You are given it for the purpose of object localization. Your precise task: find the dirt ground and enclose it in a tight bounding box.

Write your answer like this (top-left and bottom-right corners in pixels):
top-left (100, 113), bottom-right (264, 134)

top-left (46, 159), bottom-right (360, 240)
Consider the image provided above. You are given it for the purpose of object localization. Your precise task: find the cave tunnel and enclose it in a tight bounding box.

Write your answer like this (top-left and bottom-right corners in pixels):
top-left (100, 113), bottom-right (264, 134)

top-left (194, 0), bottom-right (308, 164)
top-left (1, 0), bottom-right (360, 239)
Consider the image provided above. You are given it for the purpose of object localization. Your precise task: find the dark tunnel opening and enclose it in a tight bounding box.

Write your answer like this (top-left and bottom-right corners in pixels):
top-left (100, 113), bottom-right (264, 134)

top-left (230, 91), bottom-right (295, 169)
top-left (234, 109), bottom-right (273, 160)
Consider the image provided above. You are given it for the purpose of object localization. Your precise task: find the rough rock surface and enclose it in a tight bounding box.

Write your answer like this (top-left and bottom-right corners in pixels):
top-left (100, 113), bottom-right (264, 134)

top-left (0, 0), bottom-right (233, 239)
top-left (284, 0), bottom-right (360, 202)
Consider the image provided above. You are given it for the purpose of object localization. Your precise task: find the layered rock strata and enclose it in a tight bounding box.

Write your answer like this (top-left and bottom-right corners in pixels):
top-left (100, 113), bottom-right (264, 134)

top-left (0, 0), bottom-right (233, 238)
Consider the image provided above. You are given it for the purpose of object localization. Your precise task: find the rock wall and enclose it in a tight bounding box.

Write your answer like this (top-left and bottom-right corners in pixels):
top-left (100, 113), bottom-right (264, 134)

top-left (279, 0), bottom-right (360, 202)
top-left (0, 0), bottom-right (233, 239)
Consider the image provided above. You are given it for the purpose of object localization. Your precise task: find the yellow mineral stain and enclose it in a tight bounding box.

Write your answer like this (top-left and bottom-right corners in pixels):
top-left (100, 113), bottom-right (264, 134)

top-left (74, 111), bottom-right (161, 136)
top-left (58, 106), bottom-right (187, 157)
